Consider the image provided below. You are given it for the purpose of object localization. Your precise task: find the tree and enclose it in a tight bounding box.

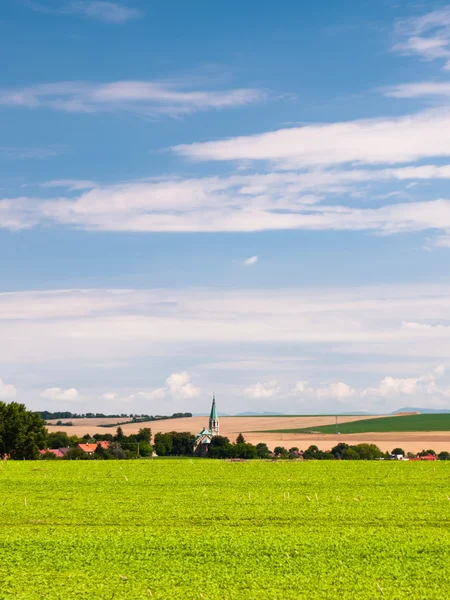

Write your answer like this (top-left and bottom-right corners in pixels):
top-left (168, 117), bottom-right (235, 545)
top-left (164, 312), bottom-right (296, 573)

top-left (351, 444), bottom-right (384, 460)
top-left (274, 446), bottom-right (288, 458)
top-left (391, 448), bottom-right (405, 456)
top-left (114, 427), bottom-right (125, 442)
top-left (438, 451), bottom-right (450, 460)
top-left (136, 428), bottom-right (152, 444)
top-left (64, 447), bottom-right (89, 460)
top-left (331, 442), bottom-right (349, 459)
top-left (256, 443), bottom-right (270, 459)
top-left (234, 442), bottom-right (257, 459)
top-left (236, 433), bottom-right (245, 444)
top-left (47, 431), bottom-right (72, 449)
top-left (209, 436), bottom-right (234, 458)
top-left (342, 447), bottom-right (360, 460)
top-left (170, 432), bottom-right (195, 456)
top-left (153, 433), bottom-right (173, 456)
top-left (0, 402), bottom-right (47, 460)
top-left (94, 444), bottom-right (112, 460)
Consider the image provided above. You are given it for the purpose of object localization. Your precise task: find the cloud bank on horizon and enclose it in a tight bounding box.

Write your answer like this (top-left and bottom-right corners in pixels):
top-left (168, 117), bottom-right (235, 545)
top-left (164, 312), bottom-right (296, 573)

top-left (2, 1), bottom-right (450, 414)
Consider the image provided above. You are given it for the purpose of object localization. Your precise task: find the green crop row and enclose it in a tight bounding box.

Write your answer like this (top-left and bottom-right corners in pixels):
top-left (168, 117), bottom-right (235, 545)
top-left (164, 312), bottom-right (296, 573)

top-left (1, 460), bottom-right (450, 599)
top-left (263, 413), bottom-right (450, 434)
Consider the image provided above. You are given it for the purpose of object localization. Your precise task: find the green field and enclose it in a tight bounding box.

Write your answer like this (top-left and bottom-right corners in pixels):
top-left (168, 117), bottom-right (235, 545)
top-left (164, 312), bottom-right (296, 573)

top-left (1, 461), bottom-right (450, 599)
top-left (264, 413), bottom-right (450, 434)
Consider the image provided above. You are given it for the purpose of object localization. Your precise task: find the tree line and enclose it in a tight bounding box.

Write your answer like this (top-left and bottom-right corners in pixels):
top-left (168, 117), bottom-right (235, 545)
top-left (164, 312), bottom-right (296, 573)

top-left (2, 402), bottom-right (450, 461)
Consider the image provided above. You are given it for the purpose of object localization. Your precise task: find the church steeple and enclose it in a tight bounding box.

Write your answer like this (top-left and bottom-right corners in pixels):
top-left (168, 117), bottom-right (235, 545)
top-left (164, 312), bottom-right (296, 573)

top-left (209, 394), bottom-right (219, 435)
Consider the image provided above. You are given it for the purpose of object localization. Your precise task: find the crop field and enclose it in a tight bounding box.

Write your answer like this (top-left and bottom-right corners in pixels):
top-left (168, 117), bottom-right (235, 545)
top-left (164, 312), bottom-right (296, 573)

top-left (1, 461), bottom-right (450, 600)
top-left (266, 413), bottom-right (450, 435)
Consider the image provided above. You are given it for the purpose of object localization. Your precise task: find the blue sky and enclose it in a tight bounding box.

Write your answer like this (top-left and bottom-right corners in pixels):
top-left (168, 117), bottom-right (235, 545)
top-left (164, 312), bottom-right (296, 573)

top-left (2, 0), bottom-right (450, 415)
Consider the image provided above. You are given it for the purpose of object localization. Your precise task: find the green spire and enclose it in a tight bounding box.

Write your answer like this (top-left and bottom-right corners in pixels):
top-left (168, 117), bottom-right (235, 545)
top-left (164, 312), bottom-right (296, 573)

top-left (210, 394), bottom-right (217, 421)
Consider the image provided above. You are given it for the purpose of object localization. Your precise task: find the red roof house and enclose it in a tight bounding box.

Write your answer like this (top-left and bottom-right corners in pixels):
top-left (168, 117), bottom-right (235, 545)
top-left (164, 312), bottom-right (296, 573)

top-left (421, 454), bottom-right (437, 461)
top-left (39, 448), bottom-right (65, 458)
top-left (77, 441), bottom-right (110, 455)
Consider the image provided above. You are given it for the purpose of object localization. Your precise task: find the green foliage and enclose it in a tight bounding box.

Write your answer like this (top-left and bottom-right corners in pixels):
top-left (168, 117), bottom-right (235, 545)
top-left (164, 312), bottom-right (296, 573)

top-left (136, 427), bottom-right (152, 444)
top-left (0, 402), bottom-right (47, 459)
top-left (2, 461), bottom-right (450, 599)
top-left (47, 431), bottom-right (72, 449)
top-left (256, 442), bottom-right (271, 459)
top-left (274, 446), bottom-right (288, 458)
top-left (63, 447), bottom-right (89, 460)
top-left (153, 432), bottom-right (194, 456)
top-left (439, 451), bottom-right (450, 460)
top-left (391, 447), bottom-right (405, 456)
top-left (236, 433), bottom-right (245, 444)
top-left (303, 445), bottom-right (333, 460)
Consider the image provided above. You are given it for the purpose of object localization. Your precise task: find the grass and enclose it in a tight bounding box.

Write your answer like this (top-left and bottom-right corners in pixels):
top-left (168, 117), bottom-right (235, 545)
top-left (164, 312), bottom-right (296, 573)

top-left (2, 460), bottom-right (450, 599)
top-left (262, 413), bottom-right (450, 434)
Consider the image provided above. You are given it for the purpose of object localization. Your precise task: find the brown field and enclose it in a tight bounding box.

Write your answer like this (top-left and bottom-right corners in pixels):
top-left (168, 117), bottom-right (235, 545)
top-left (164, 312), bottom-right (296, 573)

top-left (45, 413), bottom-right (450, 453)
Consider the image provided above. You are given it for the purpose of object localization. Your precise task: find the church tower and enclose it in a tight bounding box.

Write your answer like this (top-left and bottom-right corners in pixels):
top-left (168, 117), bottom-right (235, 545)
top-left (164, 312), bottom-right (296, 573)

top-left (209, 394), bottom-right (219, 435)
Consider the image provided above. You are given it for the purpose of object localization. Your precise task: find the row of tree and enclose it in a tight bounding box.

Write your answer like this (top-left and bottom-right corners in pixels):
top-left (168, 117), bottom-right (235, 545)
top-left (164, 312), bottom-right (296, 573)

top-left (3, 402), bottom-right (450, 461)
top-left (39, 410), bottom-right (192, 421)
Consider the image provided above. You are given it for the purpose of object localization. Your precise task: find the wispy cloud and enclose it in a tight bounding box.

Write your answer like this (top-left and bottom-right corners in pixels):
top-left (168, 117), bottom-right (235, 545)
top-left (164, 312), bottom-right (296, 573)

top-left (385, 81), bottom-right (450, 99)
top-left (26, 1), bottom-right (142, 23)
top-left (0, 146), bottom-right (59, 159)
top-left (394, 8), bottom-right (450, 69)
top-left (243, 255), bottom-right (258, 266)
top-left (4, 166), bottom-right (450, 243)
top-left (172, 109), bottom-right (450, 168)
top-left (0, 80), bottom-right (264, 117)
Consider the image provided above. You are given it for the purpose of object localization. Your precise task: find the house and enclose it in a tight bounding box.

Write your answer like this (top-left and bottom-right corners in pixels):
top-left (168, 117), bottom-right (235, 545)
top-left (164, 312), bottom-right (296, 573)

top-left (39, 447), bottom-right (73, 458)
top-left (77, 441), bottom-right (110, 455)
top-left (421, 454), bottom-right (437, 461)
top-left (194, 395), bottom-right (219, 456)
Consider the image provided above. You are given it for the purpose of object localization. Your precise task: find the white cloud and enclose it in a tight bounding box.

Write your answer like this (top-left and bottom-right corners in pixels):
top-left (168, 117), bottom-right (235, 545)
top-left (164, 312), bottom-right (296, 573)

top-left (385, 82), bottom-right (450, 98)
top-left (243, 255), bottom-right (258, 266)
top-left (5, 166), bottom-right (450, 241)
top-left (0, 378), bottom-right (18, 399)
top-left (124, 388), bottom-right (167, 402)
top-left (0, 80), bottom-right (263, 117)
top-left (166, 372), bottom-right (200, 400)
top-left (70, 1), bottom-right (141, 23)
top-left (293, 380), bottom-right (356, 401)
top-left (101, 392), bottom-right (118, 401)
top-left (40, 179), bottom-right (97, 191)
top-left (394, 9), bottom-right (450, 69)
top-left (173, 110), bottom-right (450, 168)
top-left (27, 1), bottom-right (142, 23)
top-left (40, 387), bottom-right (79, 401)
top-left (245, 380), bottom-right (280, 398)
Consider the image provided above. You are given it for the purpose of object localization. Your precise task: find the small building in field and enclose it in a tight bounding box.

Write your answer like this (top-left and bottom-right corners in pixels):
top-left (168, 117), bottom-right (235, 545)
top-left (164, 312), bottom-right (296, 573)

top-left (421, 454), bottom-right (437, 461)
top-left (77, 441), bottom-right (110, 455)
top-left (194, 395), bottom-right (219, 456)
top-left (39, 448), bottom-right (66, 458)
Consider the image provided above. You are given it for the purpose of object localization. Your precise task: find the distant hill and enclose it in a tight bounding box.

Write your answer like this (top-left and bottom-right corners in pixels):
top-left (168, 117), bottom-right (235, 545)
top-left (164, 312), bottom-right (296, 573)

top-left (392, 407), bottom-right (450, 414)
top-left (235, 411), bottom-right (286, 416)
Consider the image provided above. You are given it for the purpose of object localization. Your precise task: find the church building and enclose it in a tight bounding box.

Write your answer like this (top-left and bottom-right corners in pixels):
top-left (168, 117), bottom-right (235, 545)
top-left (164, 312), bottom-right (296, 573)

top-left (194, 395), bottom-right (219, 456)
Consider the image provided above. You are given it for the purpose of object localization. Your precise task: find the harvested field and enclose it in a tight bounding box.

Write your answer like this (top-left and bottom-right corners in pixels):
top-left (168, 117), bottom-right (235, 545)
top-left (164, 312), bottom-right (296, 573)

top-left (46, 414), bottom-right (386, 438)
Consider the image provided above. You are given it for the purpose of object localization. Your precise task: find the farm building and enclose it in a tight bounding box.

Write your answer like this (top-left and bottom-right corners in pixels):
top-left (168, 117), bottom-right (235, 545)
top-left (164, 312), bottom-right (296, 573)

top-left (77, 441), bottom-right (111, 455)
top-left (39, 448), bottom-right (71, 458)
